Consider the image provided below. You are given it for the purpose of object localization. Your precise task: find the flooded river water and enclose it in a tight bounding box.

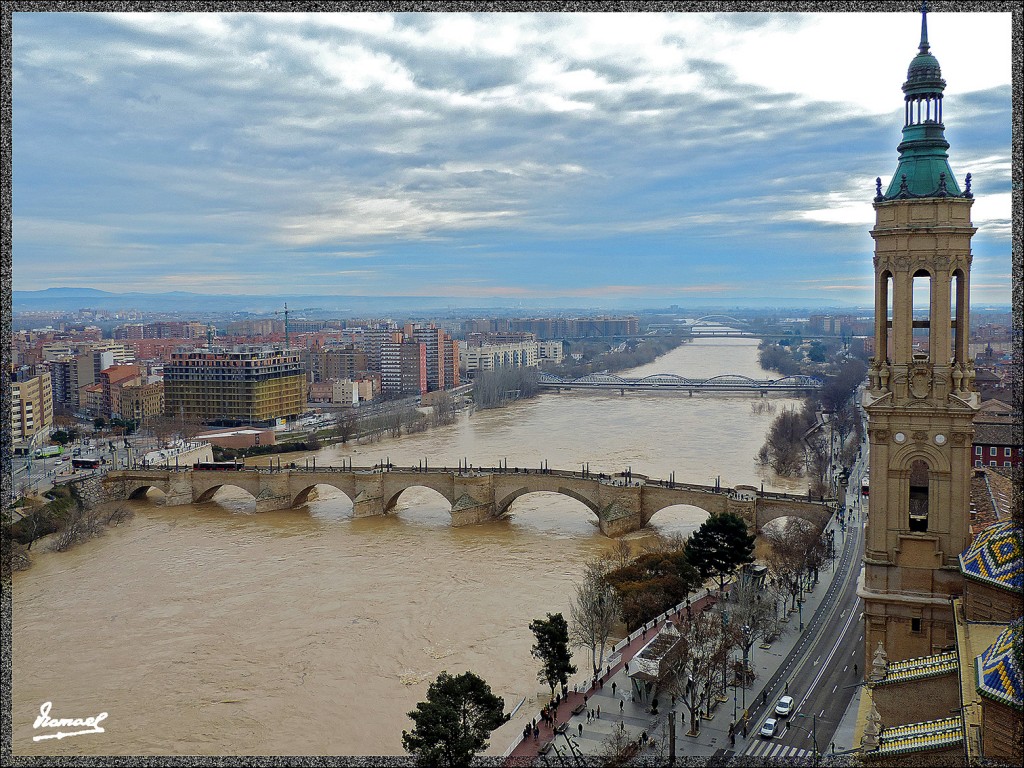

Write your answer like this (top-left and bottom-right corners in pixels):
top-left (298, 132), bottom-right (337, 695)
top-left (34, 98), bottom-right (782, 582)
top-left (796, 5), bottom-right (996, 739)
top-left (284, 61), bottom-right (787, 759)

top-left (12, 337), bottom-right (805, 756)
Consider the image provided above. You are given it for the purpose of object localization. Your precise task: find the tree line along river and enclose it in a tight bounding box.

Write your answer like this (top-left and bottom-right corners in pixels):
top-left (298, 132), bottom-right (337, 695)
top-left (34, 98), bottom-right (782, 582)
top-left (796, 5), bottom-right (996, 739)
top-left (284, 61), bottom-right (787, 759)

top-left (12, 336), bottom-right (806, 756)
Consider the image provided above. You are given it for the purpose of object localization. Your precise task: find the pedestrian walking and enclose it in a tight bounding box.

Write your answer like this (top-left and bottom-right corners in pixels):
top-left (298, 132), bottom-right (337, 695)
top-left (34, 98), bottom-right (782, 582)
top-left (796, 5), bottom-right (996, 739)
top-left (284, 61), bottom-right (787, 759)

top-left (533, 726), bottom-right (539, 741)
top-left (619, 700), bottom-right (624, 713)
top-left (854, 664), bottom-right (858, 675)
top-left (578, 723), bottom-right (583, 737)
top-left (597, 705), bottom-right (601, 719)
top-left (611, 681), bottom-right (616, 695)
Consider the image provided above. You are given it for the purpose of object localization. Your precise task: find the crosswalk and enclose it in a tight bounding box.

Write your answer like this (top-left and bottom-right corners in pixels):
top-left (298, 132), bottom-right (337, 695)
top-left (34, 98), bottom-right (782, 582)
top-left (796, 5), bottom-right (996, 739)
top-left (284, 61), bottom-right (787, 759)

top-left (744, 740), bottom-right (814, 760)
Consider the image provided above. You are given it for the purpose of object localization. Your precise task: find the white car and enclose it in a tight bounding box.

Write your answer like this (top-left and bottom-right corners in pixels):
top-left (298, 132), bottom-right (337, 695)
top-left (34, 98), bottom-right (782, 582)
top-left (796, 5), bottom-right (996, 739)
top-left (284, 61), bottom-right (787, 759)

top-left (759, 718), bottom-right (778, 739)
top-left (774, 695), bottom-right (794, 718)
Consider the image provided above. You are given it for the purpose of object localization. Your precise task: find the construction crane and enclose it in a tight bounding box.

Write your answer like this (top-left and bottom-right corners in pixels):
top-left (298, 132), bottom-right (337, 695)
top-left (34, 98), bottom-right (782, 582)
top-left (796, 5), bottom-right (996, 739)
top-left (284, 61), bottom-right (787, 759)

top-left (273, 303), bottom-right (291, 349)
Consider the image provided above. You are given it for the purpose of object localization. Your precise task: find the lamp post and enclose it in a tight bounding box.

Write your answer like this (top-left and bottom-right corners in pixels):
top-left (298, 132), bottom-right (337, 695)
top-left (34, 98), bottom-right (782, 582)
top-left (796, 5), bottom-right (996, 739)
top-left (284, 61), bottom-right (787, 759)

top-left (740, 624), bottom-right (751, 710)
top-left (731, 653), bottom-right (738, 721)
top-left (790, 713), bottom-right (818, 765)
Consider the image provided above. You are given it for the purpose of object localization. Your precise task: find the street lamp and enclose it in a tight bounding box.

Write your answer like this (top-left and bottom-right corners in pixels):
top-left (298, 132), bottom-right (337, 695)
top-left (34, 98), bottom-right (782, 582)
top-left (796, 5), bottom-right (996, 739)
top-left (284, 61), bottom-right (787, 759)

top-left (740, 624), bottom-right (751, 711)
top-left (789, 713), bottom-right (819, 765)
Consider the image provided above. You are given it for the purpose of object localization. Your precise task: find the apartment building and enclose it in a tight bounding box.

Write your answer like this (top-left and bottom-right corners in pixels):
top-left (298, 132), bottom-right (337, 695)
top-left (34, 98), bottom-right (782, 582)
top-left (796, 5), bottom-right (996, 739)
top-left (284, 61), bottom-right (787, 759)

top-left (380, 340), bottom-right (426, 397)
top-left (163, 345), bottom-right (305, 424)
top-left (119, 379), bottom-right (165, 424)
top-left (11, 371), bottom-right (53, 444)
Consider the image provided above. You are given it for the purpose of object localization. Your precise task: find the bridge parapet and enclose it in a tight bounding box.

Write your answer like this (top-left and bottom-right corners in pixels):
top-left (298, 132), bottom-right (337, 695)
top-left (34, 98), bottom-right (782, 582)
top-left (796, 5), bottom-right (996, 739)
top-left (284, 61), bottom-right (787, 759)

top-left (100, 466), bottom-right (835, 538)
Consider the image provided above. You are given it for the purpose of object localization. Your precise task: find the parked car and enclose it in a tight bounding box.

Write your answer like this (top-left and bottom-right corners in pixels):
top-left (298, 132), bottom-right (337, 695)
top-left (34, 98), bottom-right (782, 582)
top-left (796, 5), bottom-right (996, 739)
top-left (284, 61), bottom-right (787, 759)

top-left (759, 718), bottom-right (778, 739)
top-left (774, 695), bottom-right (794, 718)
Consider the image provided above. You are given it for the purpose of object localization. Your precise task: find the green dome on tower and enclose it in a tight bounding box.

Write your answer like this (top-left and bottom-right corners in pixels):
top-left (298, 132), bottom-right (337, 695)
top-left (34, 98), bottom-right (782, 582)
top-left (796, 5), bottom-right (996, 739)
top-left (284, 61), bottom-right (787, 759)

top-left (878, 3), bottom-right (970, 201)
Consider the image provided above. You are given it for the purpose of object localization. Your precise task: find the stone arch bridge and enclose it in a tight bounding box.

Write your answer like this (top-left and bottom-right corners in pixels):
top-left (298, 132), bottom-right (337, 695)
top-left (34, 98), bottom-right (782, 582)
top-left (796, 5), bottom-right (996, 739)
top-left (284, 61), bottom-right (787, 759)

top-left (98, 466), bottom-right (835, 537)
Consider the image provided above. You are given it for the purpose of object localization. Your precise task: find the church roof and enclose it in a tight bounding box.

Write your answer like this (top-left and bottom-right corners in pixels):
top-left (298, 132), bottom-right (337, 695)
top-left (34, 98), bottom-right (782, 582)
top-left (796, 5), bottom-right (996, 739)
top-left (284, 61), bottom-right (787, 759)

top-left (958, 520), bottom-right (1023, 593)
top-left (975, 619), bottom-right (1023, 711)
top-left (875, 716), bottom-right (964, 757)
top-left (877, 650), bottom-right (958, 685)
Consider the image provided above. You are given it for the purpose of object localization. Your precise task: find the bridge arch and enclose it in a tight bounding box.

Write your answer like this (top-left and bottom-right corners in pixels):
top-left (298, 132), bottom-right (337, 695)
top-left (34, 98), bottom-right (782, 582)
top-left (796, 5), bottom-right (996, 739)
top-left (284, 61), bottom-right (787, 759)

top-left (127, 485), bottom-right (167, 503)
top-left (291, 483), bottom-right (355, 509)
top-left (692, 314), bottom-right (749, 326)
top-left (755, 500), bottom-right (830, 534)
top-left (195, 483), bottom-right (258, 506)
top-left (384, 485), bottom-right (454, 515)
top-left (495, 486), bottom-right (599, 518)
top-left (645, 503), bottom-right (712, 538)
top-left (385, 483), bottom-right (456, 514)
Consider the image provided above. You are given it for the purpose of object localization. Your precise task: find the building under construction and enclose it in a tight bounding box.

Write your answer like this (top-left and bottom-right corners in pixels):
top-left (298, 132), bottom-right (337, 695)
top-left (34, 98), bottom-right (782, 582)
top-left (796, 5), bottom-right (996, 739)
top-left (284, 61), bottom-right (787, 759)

top-left (163, 344), bottom-right (305, 426)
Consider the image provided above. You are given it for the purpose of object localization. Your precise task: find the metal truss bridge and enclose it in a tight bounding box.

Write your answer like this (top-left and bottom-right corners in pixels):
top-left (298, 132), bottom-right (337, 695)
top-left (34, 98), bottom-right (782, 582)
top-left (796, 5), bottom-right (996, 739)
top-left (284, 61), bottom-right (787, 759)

top-left (537, 372), bottom-right (823, 394)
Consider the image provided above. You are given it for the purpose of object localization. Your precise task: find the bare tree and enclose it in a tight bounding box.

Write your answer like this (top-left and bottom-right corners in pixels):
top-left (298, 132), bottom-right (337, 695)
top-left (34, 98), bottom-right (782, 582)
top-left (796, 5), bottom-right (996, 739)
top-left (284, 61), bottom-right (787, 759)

top-left (606, 540), bottom-right (630, 573)
top-left (596, 722), bottom-right (637, 766)
top-left (728, 579), bottom-right (784, 684)
top-left (335, 414), bottom-right (357, 444)
top-left (568, 559), bottom-right (621, 676)
top-left (430, 391), bottom-right (458, 427)
top-left (764, 518), bottom-right (822, 611)
top-left (665, 609), bottom-right (731, 734)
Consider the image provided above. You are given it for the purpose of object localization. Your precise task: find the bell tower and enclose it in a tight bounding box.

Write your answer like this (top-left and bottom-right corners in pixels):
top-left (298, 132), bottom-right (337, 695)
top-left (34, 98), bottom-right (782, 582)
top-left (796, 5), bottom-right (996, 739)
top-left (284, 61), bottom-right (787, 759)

top-left (860, 4), bottom-right (979, 668)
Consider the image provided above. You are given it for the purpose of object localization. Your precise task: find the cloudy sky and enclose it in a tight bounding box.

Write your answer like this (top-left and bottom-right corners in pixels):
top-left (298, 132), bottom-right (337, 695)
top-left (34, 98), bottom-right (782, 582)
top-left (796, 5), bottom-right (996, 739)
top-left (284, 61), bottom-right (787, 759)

top-left (11, 7), bottom-right (1014, 308)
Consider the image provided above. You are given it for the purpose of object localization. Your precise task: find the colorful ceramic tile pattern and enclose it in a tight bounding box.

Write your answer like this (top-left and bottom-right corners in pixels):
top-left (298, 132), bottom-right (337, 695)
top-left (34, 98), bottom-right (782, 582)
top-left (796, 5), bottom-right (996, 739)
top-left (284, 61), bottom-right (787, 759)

top-left (975, 619), bottom-right (1023, 711)
top-left (878, 650), bottom-right (958, 685)
top-left (876, 716), bottom-right (964, 756)
top-left (958, 520), bottom-right (1023, 593)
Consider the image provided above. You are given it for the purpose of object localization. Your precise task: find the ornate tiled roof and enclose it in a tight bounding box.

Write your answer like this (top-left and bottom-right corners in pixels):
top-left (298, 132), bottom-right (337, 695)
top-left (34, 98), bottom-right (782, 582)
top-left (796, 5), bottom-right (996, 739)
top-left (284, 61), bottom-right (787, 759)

top-left (975, 619), bottom-right (1023, 711)
top-left (875, 716), bottom-right (964, 756)
top-left (959, 520), bottom-right (1023, 593)
top-left (876, 650), bottom-right (958, 685)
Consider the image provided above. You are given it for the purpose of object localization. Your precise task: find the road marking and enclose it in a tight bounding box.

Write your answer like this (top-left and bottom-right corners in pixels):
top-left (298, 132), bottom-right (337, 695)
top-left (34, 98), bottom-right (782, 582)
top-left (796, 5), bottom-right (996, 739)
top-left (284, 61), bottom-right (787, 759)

top-left (820, 709), bottom-right (826, 717)
top-left (832, 685), bottom-right (837, 693)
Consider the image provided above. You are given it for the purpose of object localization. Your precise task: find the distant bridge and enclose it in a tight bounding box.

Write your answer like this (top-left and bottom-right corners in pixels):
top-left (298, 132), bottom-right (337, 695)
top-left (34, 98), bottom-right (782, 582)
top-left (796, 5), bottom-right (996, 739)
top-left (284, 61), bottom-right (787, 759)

top-left (94, 465), bottom-right (836, 537)
top-left (537, 372), bottom-right (823, 395)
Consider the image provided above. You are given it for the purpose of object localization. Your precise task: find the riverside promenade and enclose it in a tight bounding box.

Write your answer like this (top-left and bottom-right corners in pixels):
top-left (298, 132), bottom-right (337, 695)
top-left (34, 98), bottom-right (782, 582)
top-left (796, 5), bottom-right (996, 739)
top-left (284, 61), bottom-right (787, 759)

top-left (503, 502), bottom-right (862, 766)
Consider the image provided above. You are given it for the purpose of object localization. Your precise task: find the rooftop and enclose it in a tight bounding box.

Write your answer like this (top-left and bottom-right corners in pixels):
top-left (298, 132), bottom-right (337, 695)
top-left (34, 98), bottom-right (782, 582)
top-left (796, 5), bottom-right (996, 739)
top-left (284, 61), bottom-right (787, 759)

top-left (874, 716), bottom-right (963, 757)
top-left (876, 650), bottom-right (959, 685)
top-left (958, 520), bottom-right (1023, 594)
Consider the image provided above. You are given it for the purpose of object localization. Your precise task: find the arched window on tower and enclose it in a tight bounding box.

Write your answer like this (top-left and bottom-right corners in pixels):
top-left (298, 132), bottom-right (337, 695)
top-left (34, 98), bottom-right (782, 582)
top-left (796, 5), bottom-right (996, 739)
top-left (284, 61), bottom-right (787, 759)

top-left (909, 460), bottom-right (929, 532)
top-left (912, 269), bottom-right (932, 361)
top-left (951, 269), bottom-right (966, 366)
top-left (879, 271), bottom-right (894, 363)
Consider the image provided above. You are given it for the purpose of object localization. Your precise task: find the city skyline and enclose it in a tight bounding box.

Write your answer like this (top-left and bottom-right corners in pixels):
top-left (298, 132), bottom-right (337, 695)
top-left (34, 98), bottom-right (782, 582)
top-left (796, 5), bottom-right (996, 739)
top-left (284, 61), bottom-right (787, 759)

top-left (11, 7), bottom-right (1014, 307)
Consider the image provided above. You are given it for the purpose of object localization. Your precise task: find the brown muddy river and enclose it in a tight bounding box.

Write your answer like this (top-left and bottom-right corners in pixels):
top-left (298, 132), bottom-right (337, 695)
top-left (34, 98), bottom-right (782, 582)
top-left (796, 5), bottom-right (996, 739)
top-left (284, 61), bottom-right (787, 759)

top-left (12, 337), bottom-right (806, 755)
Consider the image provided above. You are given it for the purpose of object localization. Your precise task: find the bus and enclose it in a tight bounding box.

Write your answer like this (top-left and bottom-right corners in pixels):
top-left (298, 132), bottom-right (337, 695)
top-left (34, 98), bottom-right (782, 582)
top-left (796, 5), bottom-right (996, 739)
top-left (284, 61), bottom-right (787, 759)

top-left (193, 461), bottom-right (244, 471)
top-left (72, 458), bottom-right (102, 469)
top-left (861, 476), bottom-right (870, 497)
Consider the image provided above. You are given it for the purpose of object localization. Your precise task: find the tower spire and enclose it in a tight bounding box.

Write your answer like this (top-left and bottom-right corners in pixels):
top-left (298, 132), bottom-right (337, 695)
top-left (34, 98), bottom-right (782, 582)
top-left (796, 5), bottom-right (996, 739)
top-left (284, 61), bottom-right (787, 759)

top-left (919, 1), bottom-right (929, 53)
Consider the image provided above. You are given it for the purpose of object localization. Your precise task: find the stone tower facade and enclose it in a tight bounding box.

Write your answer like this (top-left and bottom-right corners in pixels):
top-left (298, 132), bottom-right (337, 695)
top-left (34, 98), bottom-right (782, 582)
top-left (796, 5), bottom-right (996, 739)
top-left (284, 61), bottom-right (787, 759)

top-left (860, 6), bottom-right (980, 669)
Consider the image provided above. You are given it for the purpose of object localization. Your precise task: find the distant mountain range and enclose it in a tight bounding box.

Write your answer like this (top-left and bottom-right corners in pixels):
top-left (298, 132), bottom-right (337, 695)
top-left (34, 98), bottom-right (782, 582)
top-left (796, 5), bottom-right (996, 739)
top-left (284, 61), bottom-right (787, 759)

top-left (12, 287), bottom-right (875, 315)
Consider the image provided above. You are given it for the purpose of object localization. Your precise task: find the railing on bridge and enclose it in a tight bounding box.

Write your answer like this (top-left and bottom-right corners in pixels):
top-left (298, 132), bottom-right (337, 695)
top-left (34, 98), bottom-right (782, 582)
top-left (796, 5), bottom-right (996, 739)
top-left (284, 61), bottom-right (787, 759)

top-left (537, 372), bottom-right (823, 393)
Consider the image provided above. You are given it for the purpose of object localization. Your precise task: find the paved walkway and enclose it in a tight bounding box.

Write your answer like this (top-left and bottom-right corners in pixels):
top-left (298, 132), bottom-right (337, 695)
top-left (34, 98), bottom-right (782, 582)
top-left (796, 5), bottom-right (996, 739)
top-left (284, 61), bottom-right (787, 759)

top-left (504, 500), bottom-right (860, 765)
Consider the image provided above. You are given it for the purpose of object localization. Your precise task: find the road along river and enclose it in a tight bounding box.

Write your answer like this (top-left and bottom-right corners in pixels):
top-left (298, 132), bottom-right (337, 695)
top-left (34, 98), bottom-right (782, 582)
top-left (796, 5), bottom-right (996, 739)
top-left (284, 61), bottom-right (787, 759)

top-left (12, 337), bottom-right (806, 756)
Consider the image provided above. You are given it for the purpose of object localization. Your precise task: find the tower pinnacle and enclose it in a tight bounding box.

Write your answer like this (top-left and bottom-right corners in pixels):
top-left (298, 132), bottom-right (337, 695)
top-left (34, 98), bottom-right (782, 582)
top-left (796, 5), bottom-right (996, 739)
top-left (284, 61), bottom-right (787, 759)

top-left (919, 1), bottom-right (930, 53)
top-left (877, 3), bottom-right (969, 201)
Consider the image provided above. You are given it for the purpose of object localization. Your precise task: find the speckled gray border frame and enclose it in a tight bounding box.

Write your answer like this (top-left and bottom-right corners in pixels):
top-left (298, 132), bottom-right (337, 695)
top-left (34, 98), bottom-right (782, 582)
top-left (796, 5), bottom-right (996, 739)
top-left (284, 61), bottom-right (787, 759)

top-left (1, 1), bottom-right (1020, 766)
